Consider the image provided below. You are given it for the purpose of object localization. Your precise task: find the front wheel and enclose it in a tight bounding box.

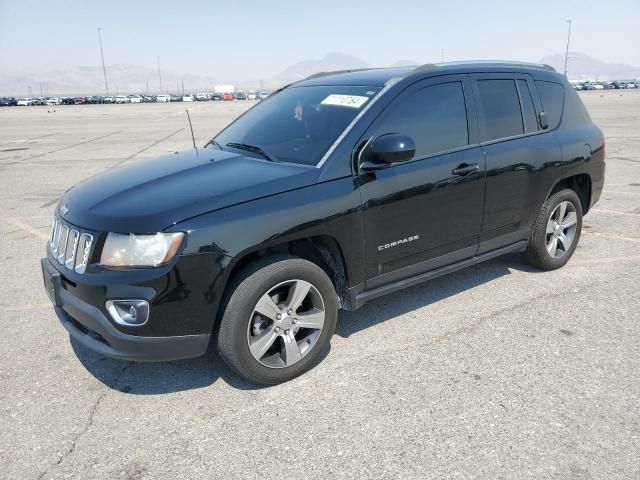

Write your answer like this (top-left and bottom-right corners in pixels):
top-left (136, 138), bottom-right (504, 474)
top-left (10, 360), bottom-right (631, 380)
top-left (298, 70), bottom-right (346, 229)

top-left (217, 256), bottom-right (338, 385)
top-left (523, 188), bottom-right (583, 270)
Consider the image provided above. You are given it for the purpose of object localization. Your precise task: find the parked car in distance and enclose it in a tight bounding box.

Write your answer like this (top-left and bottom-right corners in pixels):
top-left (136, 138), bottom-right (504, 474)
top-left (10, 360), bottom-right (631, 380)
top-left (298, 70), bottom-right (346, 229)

top-left (234, 91), bottom-right (247, 100)
top-left (1, 97), bottom-right (18, 106)
top-left (32, 97), bottom-right (47, 106)
top-left (102, 96), bottom-right (114, 104)
top-left (626, 83), bottom-right (637, 89)
top-left (211, 93), bottom-right (223, 101)
top-left (196, 93), bottom-right (209, 101)
top-left (74, 97), bottom-right (90, 105)
top-left (142, 95), bottom-right (155, 103)
top-left (257, 91), bottom-right (270, 100)
top-left (156, 94), bottom-right (171, 103)
top-left (222, 92), bottom-right (234, 101)
top-left (182, 94), bottom-right (195, 102)
top-left (17, 97), bottom-right (33, 106)
top-left (89, 96), bottom-right (104, 104)
top-left (61, 97), bottom-right (75, 105)
top-left (42, 61), bottom-right (605, 385)
top-left (129, 95), bottom-right (143, 103)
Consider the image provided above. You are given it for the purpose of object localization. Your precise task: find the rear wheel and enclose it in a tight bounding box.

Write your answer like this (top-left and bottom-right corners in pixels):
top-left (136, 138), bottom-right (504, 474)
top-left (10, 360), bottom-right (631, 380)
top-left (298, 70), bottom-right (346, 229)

top-left (523, 188), bottom-right (583, 270)
top-left (217, 256), bottom-right (338, 385)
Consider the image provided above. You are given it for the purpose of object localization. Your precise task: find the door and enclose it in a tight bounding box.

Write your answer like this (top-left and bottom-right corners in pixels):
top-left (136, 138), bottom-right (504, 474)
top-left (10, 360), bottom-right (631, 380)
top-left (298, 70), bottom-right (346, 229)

top-left (357, 75), bottom-right (486, 289)
top-left (470, 74), bottom-right (562, 253)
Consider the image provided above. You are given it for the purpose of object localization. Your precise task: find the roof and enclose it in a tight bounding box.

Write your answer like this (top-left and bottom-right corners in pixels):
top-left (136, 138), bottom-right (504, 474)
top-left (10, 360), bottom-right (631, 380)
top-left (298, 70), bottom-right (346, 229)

top-left (294, 66), bottom-right (416, 87)
top-left (294, 61), bottom-right (557, 87)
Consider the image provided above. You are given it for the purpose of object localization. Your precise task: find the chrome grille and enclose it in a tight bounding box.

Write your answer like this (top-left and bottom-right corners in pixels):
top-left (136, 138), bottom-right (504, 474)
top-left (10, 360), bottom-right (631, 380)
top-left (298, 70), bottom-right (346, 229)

top-left (48, 217), bottom-right (94, 274)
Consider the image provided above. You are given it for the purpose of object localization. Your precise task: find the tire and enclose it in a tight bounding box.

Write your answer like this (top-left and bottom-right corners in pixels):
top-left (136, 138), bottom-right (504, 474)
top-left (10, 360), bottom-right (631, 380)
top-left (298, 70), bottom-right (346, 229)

top-left (217, 255), bottom-right (338, 385)
top-left (523, 188), bottom-right (583, 270)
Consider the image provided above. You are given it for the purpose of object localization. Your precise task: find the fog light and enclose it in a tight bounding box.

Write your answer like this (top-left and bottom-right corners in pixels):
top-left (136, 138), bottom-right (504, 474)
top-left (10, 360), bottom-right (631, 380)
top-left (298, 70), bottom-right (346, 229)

top-left (106, 299), bottom-right (150, 326)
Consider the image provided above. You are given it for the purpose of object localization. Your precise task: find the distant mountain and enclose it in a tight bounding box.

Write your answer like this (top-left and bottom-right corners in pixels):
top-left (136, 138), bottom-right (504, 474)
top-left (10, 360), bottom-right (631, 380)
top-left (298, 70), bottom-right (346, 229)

top-left (270, 52), bottom-right (371, 86)
top-left (21, 51), bottom-right (635, 96)
top-left (389, 59), bottom-right (419, 67)
top-left (0, 52), bottom-right (414, 95)
top-left (0, 64), bottom-right (218, 96)
top-left (539, 52), bottom-right (640, 80)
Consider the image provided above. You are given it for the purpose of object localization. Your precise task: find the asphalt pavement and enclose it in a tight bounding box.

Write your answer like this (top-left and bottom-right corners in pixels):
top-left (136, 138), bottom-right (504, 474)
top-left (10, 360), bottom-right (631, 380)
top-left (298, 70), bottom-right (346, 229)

top-left (1, 92), bottom-right (639, 479)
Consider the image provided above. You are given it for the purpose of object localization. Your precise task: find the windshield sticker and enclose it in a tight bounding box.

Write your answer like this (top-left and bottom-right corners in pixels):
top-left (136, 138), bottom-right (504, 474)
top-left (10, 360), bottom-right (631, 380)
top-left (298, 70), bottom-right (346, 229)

top-left (294, 100), bottom-right (303, 121)
top-left (321, 94), bottom-right (369, 109)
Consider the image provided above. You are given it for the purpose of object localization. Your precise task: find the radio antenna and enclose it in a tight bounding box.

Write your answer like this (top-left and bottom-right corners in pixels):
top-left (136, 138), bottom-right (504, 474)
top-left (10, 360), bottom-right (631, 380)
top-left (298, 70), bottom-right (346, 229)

top-left (186, 109), bottom-right (197, 150)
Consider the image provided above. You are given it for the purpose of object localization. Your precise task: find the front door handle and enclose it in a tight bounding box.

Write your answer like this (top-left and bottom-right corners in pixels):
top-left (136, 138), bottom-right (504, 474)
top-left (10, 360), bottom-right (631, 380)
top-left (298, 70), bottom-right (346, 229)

top-left (452, 163), bottom-right (479, 176)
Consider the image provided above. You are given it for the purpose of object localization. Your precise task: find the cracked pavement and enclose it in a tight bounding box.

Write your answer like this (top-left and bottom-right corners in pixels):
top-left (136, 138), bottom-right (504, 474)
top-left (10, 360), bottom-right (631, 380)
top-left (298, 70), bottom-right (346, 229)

top-left (1, 94), bottom-right (639, 479)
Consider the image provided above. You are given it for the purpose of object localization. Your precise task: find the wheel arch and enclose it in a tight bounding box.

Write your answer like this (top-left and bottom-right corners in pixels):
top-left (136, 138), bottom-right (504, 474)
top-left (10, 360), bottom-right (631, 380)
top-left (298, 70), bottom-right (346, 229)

top-left (548, 173), bottom-right (592, 214)
top-left (220, 235), bottom-right (352, 317)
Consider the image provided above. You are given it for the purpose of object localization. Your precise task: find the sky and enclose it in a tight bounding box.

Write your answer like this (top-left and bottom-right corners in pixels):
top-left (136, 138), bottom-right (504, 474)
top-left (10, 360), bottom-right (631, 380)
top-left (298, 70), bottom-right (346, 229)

top-left (0, 0), bottom-right (638, 79)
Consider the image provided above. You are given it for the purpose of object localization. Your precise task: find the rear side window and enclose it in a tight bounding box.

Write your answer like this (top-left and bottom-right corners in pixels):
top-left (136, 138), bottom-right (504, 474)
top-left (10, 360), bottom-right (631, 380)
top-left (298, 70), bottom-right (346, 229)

top-left (517, 80), bottom-right (538, 133)
top-left (476, 79), bottom-right (524, 141)
top-left (374, 82), bottom-right (469, 158)
top-left (535, 81), bottom-right (565, 129)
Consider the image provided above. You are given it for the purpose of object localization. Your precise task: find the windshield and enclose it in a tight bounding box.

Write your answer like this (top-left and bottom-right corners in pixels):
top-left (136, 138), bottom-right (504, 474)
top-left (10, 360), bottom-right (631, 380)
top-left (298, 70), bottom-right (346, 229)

top-left (213, 85), bottom-right (381, 166)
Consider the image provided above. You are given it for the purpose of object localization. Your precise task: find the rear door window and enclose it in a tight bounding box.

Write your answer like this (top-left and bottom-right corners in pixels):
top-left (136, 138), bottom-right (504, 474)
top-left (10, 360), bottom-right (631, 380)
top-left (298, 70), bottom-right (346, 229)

top-left (476, 79), bottom-right (524, 142)
top-left (517, 80), bottom-right (538, 133)
top-left (373, 82), bottom-right (469, 158)
top-left (535, 81), bottom-right (565, 130)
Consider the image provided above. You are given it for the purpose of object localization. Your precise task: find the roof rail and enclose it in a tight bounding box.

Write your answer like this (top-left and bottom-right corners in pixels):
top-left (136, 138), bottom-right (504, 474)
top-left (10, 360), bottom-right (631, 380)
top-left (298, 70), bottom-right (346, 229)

top-left (297, 61), bottom-right (557, 87)
top-left (302, 67), bottom-right (380, 81)
top-left (414, 60), bottom-right (556, 72)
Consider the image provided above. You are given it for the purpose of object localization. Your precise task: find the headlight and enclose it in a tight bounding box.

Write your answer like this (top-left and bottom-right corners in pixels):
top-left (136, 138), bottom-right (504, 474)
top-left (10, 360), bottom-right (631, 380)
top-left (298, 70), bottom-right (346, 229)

top-left (100, 232), bottom-right (185, 268)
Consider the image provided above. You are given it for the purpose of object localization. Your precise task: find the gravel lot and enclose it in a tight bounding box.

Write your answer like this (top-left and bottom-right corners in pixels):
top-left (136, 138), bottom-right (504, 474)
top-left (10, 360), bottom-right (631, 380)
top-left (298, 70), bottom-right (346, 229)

top-left (1, 92), bottom-right (639, 479)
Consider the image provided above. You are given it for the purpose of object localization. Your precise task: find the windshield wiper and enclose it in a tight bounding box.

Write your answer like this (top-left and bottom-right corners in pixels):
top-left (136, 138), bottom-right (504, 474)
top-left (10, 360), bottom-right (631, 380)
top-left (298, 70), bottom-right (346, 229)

top-left (226, 142), bottom-right (279, 162)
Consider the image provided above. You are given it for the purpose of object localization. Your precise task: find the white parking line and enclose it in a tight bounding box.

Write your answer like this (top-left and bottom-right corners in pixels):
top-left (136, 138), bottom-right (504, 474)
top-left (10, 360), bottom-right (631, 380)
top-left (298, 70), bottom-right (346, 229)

top-left (6, 217), bottom-right (49, 241)
top-left (604, 190), bottom-right (640, 197)
top-left (592, 208), bottom-right (640, 217)
top-left (583, 230), bottom-right (640, 243)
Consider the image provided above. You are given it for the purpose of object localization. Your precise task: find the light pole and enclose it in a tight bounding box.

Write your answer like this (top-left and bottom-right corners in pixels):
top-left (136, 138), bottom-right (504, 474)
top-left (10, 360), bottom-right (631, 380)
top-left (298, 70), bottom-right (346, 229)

top-left (97, 28), bottom-right (110, 95)
top-left (563, 19), bottom-right (572, 77)
top-left (157, 56), bottom-right (164, 93)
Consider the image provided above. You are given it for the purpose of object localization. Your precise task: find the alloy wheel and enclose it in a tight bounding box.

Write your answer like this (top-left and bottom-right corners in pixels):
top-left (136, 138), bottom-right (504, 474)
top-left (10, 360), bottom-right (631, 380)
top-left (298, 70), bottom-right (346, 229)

top-left (247, 279), bottom-right (325, 368)
top-left (546, 200), bottom-right (578, 258)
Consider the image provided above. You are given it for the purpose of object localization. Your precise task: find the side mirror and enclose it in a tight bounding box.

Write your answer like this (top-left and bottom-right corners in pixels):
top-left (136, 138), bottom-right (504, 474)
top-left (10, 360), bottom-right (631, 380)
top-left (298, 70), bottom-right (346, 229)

top-left (538, 111), bottom-right (549, 130)
top-left (360, 133), bottom-right (416, 171)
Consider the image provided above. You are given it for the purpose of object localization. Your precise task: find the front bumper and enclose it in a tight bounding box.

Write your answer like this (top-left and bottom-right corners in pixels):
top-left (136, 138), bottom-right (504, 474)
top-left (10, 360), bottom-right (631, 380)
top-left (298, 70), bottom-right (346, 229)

top-left (42, 257), bottom-right (211, 361)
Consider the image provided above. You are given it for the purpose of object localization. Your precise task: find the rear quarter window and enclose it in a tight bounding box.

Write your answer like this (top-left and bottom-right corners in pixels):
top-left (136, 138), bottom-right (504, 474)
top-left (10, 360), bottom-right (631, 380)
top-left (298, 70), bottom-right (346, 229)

top-left (535, 81), bottom-right (565, 130)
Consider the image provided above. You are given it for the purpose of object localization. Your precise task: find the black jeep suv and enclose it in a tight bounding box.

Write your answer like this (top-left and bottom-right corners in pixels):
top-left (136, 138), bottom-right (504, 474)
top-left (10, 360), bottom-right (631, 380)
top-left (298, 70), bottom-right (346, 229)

top-left (42, 62), bottom-right (605, 384)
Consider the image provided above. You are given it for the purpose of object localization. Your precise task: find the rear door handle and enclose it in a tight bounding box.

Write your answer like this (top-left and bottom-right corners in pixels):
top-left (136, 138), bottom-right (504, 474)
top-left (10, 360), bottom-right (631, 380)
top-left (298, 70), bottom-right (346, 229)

top-left (452, 163), bottom-right (479, 176)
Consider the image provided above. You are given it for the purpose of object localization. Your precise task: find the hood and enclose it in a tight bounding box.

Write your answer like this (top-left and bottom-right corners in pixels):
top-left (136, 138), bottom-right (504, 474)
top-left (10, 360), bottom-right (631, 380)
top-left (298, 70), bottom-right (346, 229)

top-left (58, 148), bottom-right (320, 233)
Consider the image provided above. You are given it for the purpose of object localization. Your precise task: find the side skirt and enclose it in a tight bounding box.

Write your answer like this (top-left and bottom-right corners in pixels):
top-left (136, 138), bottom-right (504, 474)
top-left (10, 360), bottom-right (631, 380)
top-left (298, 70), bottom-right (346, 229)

top-left (349, 240), bottom-right (528, 310)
